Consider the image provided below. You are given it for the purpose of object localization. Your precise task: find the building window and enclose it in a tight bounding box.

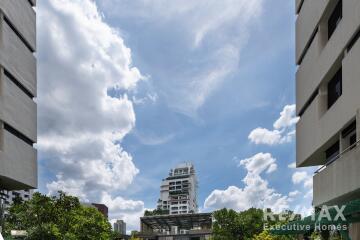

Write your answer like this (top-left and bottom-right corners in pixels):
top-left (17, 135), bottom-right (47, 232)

top-left (350, 134), bottom-right (357, 149)
top-left (326, 141), bottom-right (340, 162)
top-left (342, 120), bottom-right (357, 149)
top-left (327, 68), bottom-right (342, 109)
top-left (328, 0), bottom-right (342, 39)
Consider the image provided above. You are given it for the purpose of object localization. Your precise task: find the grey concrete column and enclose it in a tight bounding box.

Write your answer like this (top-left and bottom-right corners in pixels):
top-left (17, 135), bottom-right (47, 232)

top-left (318, 83), bottom-right (328, 118)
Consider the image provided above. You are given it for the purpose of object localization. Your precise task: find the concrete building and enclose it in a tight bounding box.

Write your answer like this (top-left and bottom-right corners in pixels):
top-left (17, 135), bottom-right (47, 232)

top-left (2, 189), bottom-right (33, 206)
top-left (138, 213), bottom-right (212, 240)
top-left (91, 203), bottom-right (109, 219)
top-left (157, 163), bottom-right (198, 215)
top-left (114, 220), bottom-right (126, 235)
top-left (295, 0), bottom-right (360, 238)
top-left (0, 0), bottom-right (37, 191)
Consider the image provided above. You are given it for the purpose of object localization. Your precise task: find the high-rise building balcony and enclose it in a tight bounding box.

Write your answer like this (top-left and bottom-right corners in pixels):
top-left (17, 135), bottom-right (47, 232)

top-left (313, 140), bottom-right (360, 207)
top-left (0, 129), bottom-right (37, 189)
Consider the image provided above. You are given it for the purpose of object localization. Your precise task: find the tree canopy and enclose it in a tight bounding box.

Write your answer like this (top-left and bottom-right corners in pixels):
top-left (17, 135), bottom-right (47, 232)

top-left (3, 192), bottom-right (112, 240)
top-left (212, 208), bottom-right (297, 240)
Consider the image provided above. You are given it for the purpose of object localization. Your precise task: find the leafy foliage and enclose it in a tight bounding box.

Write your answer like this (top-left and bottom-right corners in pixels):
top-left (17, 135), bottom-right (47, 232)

top-left (212, 208), bottom-right (298, 240)
top-left (144, 208), bottom-right (169, 216)
top-left (3, 192), bottom-right (112, 240)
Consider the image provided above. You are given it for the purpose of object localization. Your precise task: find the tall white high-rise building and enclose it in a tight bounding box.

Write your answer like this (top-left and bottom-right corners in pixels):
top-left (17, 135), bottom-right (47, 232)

top-left (157, 163), bottom-right (198, 215)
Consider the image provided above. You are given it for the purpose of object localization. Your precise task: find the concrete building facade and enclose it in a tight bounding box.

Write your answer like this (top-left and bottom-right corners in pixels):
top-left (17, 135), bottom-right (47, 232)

top-left (295, 0), bottom-right (360, 238)
top-left (114, 220), bottom-right (126, 235)
top-left (2, 189), bottom-right (33, 206)
top-left (157, 163), bottom-right (198, 215)
top-left (0, 0), bottom-right (37, 191)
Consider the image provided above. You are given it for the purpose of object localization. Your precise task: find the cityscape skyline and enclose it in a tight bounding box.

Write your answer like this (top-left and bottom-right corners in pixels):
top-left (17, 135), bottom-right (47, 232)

top-left (34, 0), bottom-right (313, 231)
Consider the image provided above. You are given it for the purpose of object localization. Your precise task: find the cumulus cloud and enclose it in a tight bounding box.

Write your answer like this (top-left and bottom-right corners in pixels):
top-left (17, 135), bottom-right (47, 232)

top-left (101, 192), bottom-right (145, 230)
top-left (288, 162), bottom-right (296, 169)
top-left (37, 0), bottom-right (144, 220)
top-left (288, 190), bottom-right (300, 198)
top-left (292, 171), bottom-right (308, 184)
top-left (248, 128), bottom-right (283, 145)
top-left (273, 105), bottom-right (299, 130)
top-left (291, 171), bottom-right (313, 194)
top-left (248, 104), bottom-right (299, 145)
top-left (205, 153), bottom-right (288, 212)
top-left (99, 0), bottom-right (264, 117)
top-left (238, 153), bottom-right (277, 174)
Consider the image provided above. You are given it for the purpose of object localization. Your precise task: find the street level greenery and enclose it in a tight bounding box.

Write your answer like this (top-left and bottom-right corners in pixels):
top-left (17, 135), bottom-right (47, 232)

top-left (3, 192), bottom-right (112, 240)
top-left (212, 208), bottom-right (297, 240)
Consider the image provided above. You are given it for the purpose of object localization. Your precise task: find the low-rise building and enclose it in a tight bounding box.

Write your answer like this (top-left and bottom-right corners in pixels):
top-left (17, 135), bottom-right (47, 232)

top-left (137, 213), bottom-right (212, 240)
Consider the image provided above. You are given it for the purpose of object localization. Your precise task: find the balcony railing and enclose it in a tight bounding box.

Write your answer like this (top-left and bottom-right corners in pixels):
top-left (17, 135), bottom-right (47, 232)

top-left (315, 139), bottom-right (360, 174)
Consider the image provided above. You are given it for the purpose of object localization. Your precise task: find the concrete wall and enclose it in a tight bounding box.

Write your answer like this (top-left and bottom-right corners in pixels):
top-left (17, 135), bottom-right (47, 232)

top-left (313, 143), bottom-right (360, 206)
top-left (296, 0), bottom-right (360, 167)
top-left (0, 130), bottom-right (37, 189)
top-left (295, 0), bottom-right (329, 63)
top-left (0, 17), bottom-right (36, 96)
top-left (0, 0), bottom-right (37, 189)
top-left (0, 0), bottom-right (35, 51)
top-left (0, 72), bottom-right (37, 142)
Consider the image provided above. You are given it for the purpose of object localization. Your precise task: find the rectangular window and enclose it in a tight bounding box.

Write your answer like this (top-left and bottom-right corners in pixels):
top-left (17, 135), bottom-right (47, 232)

top-left (328, 0), bottom-right (342, 39)
top-left (326, 141), bottom-right (340, 162)
top-left (342, 120), bottom-right (356, 149)
top-left (342, 120), bottom-right (356, 138)
top-left (328, 68), bottom-right (342, 109)
top-left (350, 134), bottom-right (357, 149)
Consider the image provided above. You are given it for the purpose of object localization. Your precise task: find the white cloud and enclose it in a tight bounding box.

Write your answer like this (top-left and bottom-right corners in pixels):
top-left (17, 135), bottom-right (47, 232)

top-left (248, 104), bottom-right (299, 145)
top-left (288, 162), bottom-right (296, 169)
top-left (248, 128), bottom-right (283, 145)
top-left (38, 0), bottom-right (142, 216)
top-left (135, 131), bottom-right (175, 146)
top-left (273, 105), bottom-right (299, 130)
top-left (292, 171), bottom-right (308, 184)
top-left (100, 0), bottom-right (263, 47)
top-left (289, 190), bottom-right (300, 198)
top-left (101, 192), bottom-right (145, 231)
top-left (204, 174), bottom-right (289, 213)
top-left (304, 178), bottom-right (313, 189)
top-left (238, 153), bottom-right (277, 175)
top-left (205, 153), bottom-right (289, 212)
top-left (99, 0), bottom-right (264, 117)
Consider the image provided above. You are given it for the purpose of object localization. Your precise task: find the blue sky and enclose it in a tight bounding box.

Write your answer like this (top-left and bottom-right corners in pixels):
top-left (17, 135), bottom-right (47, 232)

top-left (36, 0), bottom-right (315, 230)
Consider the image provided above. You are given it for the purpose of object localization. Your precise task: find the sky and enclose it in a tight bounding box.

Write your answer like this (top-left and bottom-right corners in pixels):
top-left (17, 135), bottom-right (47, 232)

top-left (36, 0), bottom-right (316, 231)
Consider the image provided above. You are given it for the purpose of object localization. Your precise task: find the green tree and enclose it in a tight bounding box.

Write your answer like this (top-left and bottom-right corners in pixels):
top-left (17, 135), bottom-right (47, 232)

top-left (213, 208), bottom-right (243, 240)
top-left (3, 192), bottom-right (111, 240)
top-left (144, 208), bottom-right (169, 216)
top-left (239, 208), bottom-right (264, 239)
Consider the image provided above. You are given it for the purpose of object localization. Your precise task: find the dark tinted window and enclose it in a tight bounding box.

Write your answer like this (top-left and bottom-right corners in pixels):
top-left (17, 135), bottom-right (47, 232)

top-left (350, 134), bottom-right (357, 149)
top-left (328, 0), bottom-right (342, 39)
top-left (326, 141), bottom-right (339, 162)
top-left (328, 68), bottom-right (342, 109)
